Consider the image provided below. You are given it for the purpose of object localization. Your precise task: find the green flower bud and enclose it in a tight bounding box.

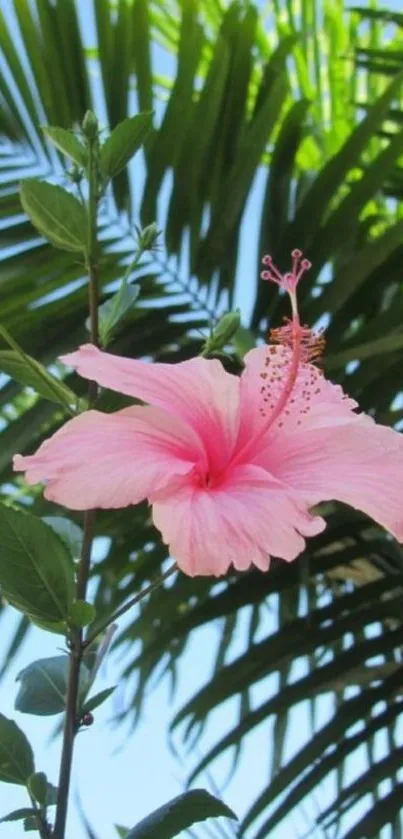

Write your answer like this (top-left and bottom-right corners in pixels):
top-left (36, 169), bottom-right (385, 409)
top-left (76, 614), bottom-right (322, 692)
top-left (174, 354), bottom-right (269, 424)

top-left (135, 222), bottom-right (161, 252)
top-left (82, 110), bottom-right (99, 141)
top-left (204, 310), bottom-right (241, 354)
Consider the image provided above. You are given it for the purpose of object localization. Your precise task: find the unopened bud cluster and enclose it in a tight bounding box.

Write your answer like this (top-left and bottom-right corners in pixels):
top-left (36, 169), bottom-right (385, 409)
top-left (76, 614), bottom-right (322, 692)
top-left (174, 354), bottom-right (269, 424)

top-left (135, 222), bottom-right (161, 252)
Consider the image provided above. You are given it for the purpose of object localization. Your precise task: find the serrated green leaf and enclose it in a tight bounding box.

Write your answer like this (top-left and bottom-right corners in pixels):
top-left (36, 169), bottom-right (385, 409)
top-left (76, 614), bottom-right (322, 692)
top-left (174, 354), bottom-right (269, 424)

top-left (42, 126), bottom-right (88, 167)
top-left (0, 715), bottom-right (34, 785)
top-left (0, 505), bottom-right (75, 627)
top-left (69, 600), bottom-right (96, 628)
top-left (126, 790), bottom-right (237, 839)
top-left (15, 655), bottom-right (90, 716)
top-left (100, 113), bottom-right (153, 179)
top-left (0, 325), bottom-right (77, 412)
top-left (20, 180), bottom-right (87, 253)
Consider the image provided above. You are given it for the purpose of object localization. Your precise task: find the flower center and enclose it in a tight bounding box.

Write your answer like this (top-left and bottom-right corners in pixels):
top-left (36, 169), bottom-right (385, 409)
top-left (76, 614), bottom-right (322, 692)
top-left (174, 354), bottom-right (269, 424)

top-left (192, 465), bottom-right (221, 490)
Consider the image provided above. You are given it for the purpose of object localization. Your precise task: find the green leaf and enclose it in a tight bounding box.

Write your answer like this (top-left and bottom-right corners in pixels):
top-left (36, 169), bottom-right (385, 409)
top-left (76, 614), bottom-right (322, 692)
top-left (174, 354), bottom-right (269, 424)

top-left (28, 771), bottom-right (48, 806)
top-left (44, 781), bottom-right (58, 807)
top-left (287, 69), bottom-right (403, 251)
top-left (23, 815), bottom-right (40, 831)
top-left (15, 655), bottom-right (90, 716)
top-left (28, 776), bottom-right (57, 807)
top-left (0, 505), bottom-right (75, 627)
top-left (0, 714), bottom-right (34, 785)
top-left (69, 600), bottom-right (96, 628)
top-left (100, 113), bottom-right (153, 179)
top-left (81, 686), bottom-right (116, 714)
top-left (115, 827), bottom-right (129, 839)
top-left (20, 180), bottom-right (87, 253)
top-left (325, 332), bottom-right (403, 369)
top-left (126, 790), bottom-right (237, 839)
top-left (203, 310), bottom-right (241, 355)
top-left (233, 325), bottom-right (256, 357)
top-left (90, 283), bottom-right (140, 347)
top-left (0, 325), bottom-right (77, 412)
top-left (42, 516), bottom-right (83, 559)
top-left (42, 126), bottom-right (88, 167)
top-left (0, 809), bottom-right (36, 824)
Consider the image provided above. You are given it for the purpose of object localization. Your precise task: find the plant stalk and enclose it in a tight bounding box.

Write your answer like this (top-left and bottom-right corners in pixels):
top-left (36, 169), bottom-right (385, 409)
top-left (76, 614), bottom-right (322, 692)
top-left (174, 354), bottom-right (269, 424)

top-left (28, 791), bottom-right (51, 839)
top-left (84, 564), bottom-right (177, 649)
top-left (53, 121), bottom-right (100, 839)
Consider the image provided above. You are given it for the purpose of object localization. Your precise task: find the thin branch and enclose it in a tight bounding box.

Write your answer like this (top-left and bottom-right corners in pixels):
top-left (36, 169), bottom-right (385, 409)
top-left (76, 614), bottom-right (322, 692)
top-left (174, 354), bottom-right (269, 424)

top-left (53, 118), bottom-right (100, 839)
top-left (84, 564), bottom-right (177, 649)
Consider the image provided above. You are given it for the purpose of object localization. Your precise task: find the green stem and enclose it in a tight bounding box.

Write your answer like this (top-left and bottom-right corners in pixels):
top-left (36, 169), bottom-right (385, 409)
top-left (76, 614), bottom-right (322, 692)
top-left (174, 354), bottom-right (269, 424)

top-left (84, 564), bottom-right (177, 649)
top-left (53, 122), bottom-right (100, 839)
top-left (28, 791), bottom-right (50, 839)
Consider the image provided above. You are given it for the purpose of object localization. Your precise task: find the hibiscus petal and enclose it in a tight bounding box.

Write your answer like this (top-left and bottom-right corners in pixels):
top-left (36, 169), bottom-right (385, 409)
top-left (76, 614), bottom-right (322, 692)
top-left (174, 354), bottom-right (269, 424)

top-left (13, 406), bottom-right (202, 510)
top-left (265, 413), bottom-right (403, 541)
top-left (152, 464), bottom-right (325, 576)
top-left (237, 345), bottom-right (357, 455)
top-left (60, 344), bottom-right (240, 471)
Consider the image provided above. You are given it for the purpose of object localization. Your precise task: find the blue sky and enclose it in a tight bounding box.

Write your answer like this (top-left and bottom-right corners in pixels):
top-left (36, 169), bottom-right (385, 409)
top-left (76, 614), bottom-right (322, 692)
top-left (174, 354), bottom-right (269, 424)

top-left (0, 0), bottom-right (402, 837)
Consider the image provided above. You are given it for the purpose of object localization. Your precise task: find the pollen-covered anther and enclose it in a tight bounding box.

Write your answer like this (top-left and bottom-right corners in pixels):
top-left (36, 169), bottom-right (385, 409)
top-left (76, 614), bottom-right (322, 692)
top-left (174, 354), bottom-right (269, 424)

top-left (269, 319), bottom-right (326, 364)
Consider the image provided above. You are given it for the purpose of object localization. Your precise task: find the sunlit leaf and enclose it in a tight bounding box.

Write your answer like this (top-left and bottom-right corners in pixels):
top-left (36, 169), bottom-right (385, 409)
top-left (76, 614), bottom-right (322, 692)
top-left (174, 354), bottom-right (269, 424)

top-left (42, 126), bottom-right (88, 167)
top-left (20, 180), bottom-right (87, 253)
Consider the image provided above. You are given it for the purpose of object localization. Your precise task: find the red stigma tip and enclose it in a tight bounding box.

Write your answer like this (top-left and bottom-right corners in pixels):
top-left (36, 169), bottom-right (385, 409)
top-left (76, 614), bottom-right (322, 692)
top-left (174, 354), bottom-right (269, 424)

top-left (261, 249), bottom-right (311, 295)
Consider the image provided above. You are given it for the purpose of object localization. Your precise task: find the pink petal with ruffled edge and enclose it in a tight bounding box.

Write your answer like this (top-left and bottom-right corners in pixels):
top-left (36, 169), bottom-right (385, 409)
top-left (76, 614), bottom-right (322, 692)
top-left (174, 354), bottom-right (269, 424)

top-left (258, 412), bottom-right (403, 541)
top-left (13, 406), bottom-right (203, 510)
top-left (152, 464), bottom-right (326, 576)
top-left (60, 344), bottom-right (240, 472)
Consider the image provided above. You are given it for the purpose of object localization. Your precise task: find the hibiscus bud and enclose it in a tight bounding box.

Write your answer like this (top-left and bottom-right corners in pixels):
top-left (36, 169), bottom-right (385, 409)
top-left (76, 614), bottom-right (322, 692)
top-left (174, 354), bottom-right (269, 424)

top-left (82, 110), bottom-right (99, 141)
top-left (136, 222), bottom-right (161, 252)
top-left (204, 310), bottom-right (241, 354)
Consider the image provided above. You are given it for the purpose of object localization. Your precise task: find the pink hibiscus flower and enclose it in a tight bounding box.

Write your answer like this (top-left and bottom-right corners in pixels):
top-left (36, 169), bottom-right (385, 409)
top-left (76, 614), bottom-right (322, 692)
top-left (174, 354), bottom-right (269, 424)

top-left (13, 251), bottom-right (403, 576)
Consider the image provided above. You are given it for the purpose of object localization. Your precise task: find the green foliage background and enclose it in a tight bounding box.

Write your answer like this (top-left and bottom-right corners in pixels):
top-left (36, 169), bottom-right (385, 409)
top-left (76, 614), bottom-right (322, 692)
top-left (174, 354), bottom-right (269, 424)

top-left (0, 0), bottom-right (403, 836)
